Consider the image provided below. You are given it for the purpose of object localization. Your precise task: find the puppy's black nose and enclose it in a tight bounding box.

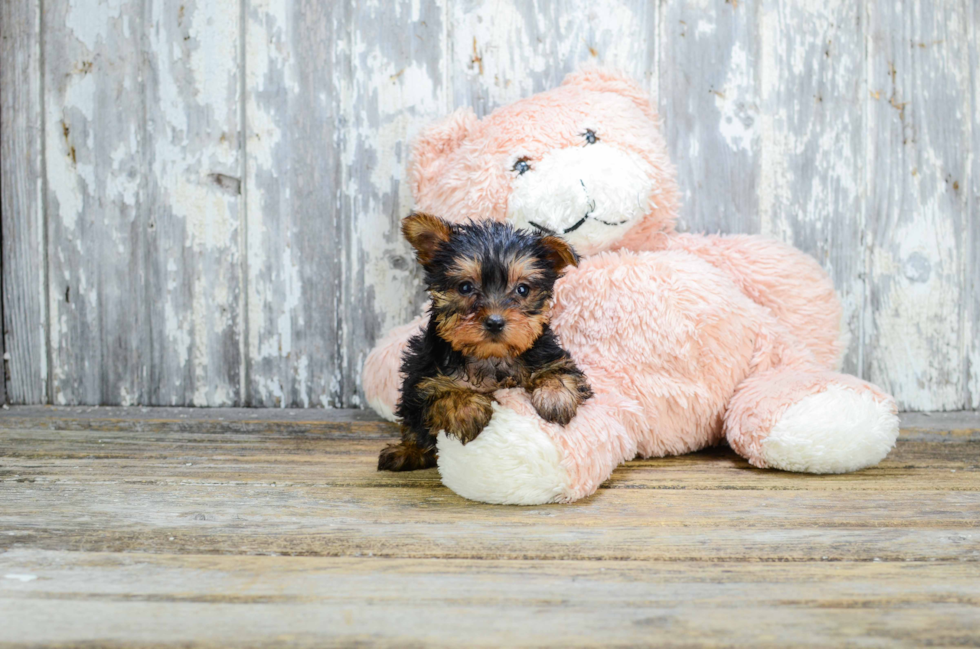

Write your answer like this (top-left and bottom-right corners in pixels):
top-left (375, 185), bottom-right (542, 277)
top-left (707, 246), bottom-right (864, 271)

top-left (483, 314), bottom-right (506, 334)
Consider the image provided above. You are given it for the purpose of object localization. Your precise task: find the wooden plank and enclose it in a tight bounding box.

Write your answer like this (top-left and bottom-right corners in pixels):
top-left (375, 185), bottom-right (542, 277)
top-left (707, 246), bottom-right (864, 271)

top-left (1, 551), bottom-right (978, 647)
top-left (1, 243), bottom-right (3, 406)
top-left (659, 0), bottom-right (760, 235)
top-left (900, 410), bottom-right (980, 439)
top-left (1, 0), bottom-right (46, 404)
top-left (0, 407), bottom-right (977, 645)
top-left (865, 0), bottom-right (973, 410)
top-left (0, 253), bottom-right (3, 405)
top-left (243, 1), bottom-right (348, 407)
top-left (244, 1), bottom-right (451, 409)
top-left (3, 0), bottom-right (978, 411)
top-left (2, 420), bottom-right (978, 561)
top-left (970, 2), bottom-right (980, 410)
top-left (0, 405), bottom-right (386, 427)
top-left (42, 0), bottom-right (148, 405)
top-left (449, 0), bottom-right (658, 116)
top-left (0, 405), bottom-right (977, 437)
top-left (757, 0), bottom-right (866, 374)
top-left (143, 0), bottom-right (244, 405)
top-left (343, 0), bottom-right (450, 408)
top-left (0, 432), bottom-right (977, 491)
top-left (2, 491), bottom-right (977, 561)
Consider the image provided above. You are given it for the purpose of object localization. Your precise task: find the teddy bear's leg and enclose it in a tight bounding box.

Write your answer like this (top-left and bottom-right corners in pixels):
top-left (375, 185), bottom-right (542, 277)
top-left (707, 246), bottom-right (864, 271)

top-left (436, 388), bottom-right (637, 505)
top-left (665, 233), bottom-right (848, 370)
top-left (362, 314), bottom-right (428, 421)
top-left (724, 367), bottom-right (900, 473)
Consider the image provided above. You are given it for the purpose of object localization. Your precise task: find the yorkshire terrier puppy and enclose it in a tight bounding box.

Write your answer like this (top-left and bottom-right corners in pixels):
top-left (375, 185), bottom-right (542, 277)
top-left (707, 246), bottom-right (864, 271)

top-left (378, 213), bottom-right (593, 472)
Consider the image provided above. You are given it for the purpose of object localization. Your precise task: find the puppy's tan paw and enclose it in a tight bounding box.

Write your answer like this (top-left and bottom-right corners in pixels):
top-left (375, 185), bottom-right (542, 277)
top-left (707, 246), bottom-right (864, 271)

top-left (531, 373), bottom-right (591, 426)
top-left (428, 391), bottom-right (494, 444)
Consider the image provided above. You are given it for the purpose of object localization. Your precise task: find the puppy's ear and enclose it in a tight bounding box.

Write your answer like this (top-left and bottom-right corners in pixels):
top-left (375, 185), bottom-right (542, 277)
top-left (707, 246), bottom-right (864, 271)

top-left (402, 212), bottom-right (453, 266)
top-left (539, 235), bottom-right (578, 273)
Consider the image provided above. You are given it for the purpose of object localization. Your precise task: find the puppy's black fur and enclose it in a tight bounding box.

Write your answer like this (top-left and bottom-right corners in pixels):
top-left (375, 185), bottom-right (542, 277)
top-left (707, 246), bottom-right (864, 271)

top-left (378, 213), bottom-right (593, 472)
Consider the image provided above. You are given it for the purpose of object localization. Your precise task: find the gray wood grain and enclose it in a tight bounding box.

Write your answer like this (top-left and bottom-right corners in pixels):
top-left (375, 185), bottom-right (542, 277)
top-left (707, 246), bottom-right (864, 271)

top-left (1, 0), bottom-right (46, 404)
top-left (42, 0), bottom-right (148, 405)
top-left (243, 0), bottom-right (348, 407)
top-left (450, 0), bottom-right (658, 117)
top-left (143, 0), bottom-right (244, 405)
top-left (1, 249), bottom-right (3, 404)
top-left (660, 0), bottom-right (761, 235)
top-left (2, 551), bottom-right (979, 647)
top-left (0, 410), bottom-right (977, 647)
top-left (970, 1), bottom-right (979, 410)
top-left (756, 0), bottom-right (866, 375)
top-left (1, 0), bottom-right (978, 409)
top-left (865, 0), bottom-right (973, 410)
top-left (3, 405), bottom-right (975, 439)
top-left (2, 415), bottom-right (978, 563)
top-left (342, 1), bottom-right (451, 408)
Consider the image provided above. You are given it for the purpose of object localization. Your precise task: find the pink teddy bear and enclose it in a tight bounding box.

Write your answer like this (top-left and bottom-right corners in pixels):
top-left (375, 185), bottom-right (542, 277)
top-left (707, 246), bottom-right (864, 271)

top-left (363, 68), bottom-right (899, 505)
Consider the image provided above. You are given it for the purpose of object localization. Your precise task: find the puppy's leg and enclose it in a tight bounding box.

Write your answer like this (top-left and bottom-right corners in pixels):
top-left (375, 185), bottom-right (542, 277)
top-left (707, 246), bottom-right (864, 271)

top-left (378, 431), bottom-right (438, 472)
top-left (419, 376), bottom-right (494, 445)
top-left (527, 358), bottom-right (593, 426)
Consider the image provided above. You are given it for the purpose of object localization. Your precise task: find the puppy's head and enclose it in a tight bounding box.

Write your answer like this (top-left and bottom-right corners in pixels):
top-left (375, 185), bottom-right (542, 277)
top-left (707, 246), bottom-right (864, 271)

top-left (402, 212), bottom-right (577, 359)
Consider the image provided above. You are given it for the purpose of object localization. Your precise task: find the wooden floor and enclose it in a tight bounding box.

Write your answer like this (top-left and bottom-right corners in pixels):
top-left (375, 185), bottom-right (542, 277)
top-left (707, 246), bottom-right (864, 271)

top-left (1, 407), bottom-right (978, 647)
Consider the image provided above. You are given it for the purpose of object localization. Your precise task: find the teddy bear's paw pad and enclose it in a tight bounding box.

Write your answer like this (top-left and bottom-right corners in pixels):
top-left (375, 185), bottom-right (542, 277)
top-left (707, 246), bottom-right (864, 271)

top-left (437, 402), bottom-right (570, 505)
top-left (761, 384), bottom-right (899, 474)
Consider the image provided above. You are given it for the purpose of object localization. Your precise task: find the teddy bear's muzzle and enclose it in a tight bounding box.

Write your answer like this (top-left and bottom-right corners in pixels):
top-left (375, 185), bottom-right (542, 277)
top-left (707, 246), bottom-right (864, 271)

top-left (506, 143), bottom-right (654, 254)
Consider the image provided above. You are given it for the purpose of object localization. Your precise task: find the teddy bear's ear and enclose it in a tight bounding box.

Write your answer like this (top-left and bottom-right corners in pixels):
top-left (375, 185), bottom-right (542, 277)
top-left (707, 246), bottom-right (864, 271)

top-left (539, 235), bottom-right (579, 273)
top-left (402, 212), bottom-right (454, 267)
top-left (561, 67), bottom-right (656, 120)
top-left (409, 107), bottom-right (478, 197)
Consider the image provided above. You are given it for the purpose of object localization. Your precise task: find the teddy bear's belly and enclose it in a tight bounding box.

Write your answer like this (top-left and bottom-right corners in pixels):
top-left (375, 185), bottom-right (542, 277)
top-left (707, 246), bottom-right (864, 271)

top-left (550, 249), bottom-right (764, 457)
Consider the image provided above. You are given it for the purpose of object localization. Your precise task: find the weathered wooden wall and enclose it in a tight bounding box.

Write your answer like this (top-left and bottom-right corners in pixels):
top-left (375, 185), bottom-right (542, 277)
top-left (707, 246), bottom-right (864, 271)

top-left (1, 0), bottom-right (977, 410)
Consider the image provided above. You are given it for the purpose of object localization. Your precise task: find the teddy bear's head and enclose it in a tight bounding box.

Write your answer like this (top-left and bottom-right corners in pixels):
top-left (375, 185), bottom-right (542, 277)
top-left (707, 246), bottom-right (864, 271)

top-left (408, 68), bottom-right (679, 256)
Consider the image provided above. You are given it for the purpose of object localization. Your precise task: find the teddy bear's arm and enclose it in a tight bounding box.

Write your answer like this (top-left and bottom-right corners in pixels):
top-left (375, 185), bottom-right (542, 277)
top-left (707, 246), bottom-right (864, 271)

top-left (362, 312), bottom-right (429, 421)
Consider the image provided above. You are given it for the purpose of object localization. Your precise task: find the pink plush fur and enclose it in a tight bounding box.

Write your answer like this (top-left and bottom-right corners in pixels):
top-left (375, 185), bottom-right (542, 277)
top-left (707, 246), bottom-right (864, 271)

top-left (363, 68), bottom-right (899, 504)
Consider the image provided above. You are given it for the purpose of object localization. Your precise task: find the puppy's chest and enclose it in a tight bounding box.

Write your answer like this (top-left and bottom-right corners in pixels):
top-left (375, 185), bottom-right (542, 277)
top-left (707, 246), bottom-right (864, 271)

top-left (458, 356), bottom-right (525, 393)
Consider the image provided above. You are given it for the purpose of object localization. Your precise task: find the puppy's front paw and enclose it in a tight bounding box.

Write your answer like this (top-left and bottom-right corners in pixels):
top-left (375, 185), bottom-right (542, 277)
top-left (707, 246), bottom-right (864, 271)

top-left (531, 373), bottom-right (592, 426)
top-left (428, 391), bottom-right (494, 444)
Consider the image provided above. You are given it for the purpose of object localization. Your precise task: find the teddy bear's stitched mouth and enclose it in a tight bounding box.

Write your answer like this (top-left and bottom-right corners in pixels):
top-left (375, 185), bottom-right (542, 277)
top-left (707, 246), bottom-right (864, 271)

top-left (529, 215), bottom-right (589, 235)
top-left (527, 182), bottom-right (631, 235)
top-left (528, 212), bottom-right (630, 235)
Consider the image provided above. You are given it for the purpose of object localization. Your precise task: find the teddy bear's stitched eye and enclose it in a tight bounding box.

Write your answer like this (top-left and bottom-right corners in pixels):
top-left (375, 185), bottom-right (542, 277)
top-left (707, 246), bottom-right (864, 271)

top-left (513, 158), bottom-right (531, 175)
top-left (583, 129), bottom-right (598, 145)
top-left (516, 284), bottom-right (530, 297)
top-left (458, 281), bottom-right (475, 295)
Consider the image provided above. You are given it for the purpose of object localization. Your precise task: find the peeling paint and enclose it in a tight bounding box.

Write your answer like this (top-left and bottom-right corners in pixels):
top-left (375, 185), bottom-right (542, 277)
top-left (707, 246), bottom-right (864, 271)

top-left (66, 0), bottom-right (125, 50)
top-left (16, 0), bottom-right (978, 410)
top-left (714, 42), bottom-right (758, 153)
top-left (864, 0), bottom-right (974, 410)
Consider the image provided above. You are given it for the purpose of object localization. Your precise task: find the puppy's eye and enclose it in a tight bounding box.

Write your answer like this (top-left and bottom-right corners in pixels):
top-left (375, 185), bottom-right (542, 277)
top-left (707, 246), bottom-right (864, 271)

top-left (582, 129), bottom-right (598, 145)
top-left (513, 158), bottom-right (531, 175)
top-left (458, 281), bottom-right (475, 295)
top-left (515, 284), bottom-right (530, 297)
